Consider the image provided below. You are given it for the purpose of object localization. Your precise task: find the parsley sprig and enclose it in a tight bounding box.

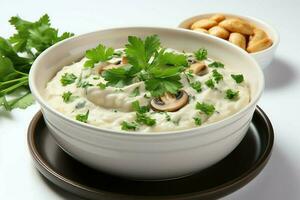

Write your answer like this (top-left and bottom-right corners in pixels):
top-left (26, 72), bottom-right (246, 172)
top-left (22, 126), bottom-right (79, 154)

top-left (101, 35), bottom-right (188, 97)
top-left (0, 14), bottom-right (73, 111)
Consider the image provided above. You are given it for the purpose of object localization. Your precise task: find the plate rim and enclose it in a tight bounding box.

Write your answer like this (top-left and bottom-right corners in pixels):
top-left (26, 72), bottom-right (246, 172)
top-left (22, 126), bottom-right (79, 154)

top-left (27, 106), bottom-right (274, 200)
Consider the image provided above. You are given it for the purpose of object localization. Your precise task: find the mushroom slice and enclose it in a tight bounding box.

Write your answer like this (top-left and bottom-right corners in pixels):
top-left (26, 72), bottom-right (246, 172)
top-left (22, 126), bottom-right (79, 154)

top-left (150, 91), bottom-right (189, 112)
top-left (187, 62), bottom-right (208, 76)
top-left (98, 56), bottom-right (128, 74)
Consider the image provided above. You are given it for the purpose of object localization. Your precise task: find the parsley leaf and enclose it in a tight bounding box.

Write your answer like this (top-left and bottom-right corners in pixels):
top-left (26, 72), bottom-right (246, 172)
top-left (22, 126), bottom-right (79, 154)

top-left (225, 89), bottom-right (239, 100)
top-left (208, 61), bottom-right (224, 68)
top-left (129, 87), bottom-right (140, 97)
top-left (231, 74), bottom-right (244, 83)
top-left (194, 48), bottom-right (207, 61)
top-left (9, 14), bottom-right (74, 56)
top-left (62, 91), bottom-right (72, 102)
top-left (102, 64), bottom-right (140, 87)
top-left (125, 35), bottom-right (160, 69)
top-left (84, 44), bottom-right (114, 68)
top-left (205, 79), bottom-right (215, 89)
top-left (196, 102), bottom-right (215, 116)
top-left (194, 117), bottom-right (202, 126)
top-left (75, 110), bottom-right (89, 123)
top-left (60, 73), bottom-right (77, 86)
top-left (0, 14), bottom-right (73, 112)
top-left (121, 121), bottom-right (138, 131)
top-left (190, 81), bottom-right (202, 92)
top-left (212, 69), bottom-right (223, 83)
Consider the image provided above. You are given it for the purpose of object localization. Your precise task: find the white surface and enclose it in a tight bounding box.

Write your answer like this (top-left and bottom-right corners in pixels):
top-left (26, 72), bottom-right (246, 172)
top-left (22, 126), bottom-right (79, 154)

top-left (0, 0), bottom-right (299, 199)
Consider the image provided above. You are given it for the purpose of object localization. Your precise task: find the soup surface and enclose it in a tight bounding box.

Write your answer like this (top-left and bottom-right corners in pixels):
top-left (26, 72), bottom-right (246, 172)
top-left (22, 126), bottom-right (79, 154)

top-left (46, 35), bottom-right (250, 132)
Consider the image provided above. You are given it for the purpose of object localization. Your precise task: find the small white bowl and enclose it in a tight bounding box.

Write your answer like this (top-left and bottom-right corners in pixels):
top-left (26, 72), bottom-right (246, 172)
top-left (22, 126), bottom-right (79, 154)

top-left (29, 27), bottom-right (264, 180)
top-left (178, 13), bottom-right (280, 69)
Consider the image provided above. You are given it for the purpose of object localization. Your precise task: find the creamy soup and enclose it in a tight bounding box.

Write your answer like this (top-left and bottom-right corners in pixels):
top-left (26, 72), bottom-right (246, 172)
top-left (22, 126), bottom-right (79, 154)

top-left (46, 35), bottom-right (250, 132)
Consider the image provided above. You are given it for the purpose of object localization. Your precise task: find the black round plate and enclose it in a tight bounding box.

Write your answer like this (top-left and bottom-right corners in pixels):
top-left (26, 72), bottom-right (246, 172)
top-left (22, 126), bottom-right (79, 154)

top-left (27, 106), bottom-right (274, 200)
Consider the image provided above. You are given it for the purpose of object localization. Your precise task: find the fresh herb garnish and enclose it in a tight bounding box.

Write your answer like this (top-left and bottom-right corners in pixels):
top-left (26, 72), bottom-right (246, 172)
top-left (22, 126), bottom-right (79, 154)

top-left (62, 91), bottom-right (72, 102)
top-left (212, 69), bottom-right (223, 83)
top-left (194, 48), bottom-right (207, 61)
top-left (121, 121), bottom-right (138, 131)
top-left (102, 64), bottom-right (140, 88)
top-left (129, 87), bottom-right (140, 97)
top-left (0, 14), bottom-right (73, 111)
top-left (225, 89), bottom-right (239, 100)
top-left (122, 100), bottom-right (156, 130)
top-left (193, 117), bottom-right (202, 126)
top-left (165, 112), bottom-right (171, 121)
top-left (60, 73), bottom-right (77, 86)
top-left (208, 61), bottom-right (224, 68)
top-left (75, 110), bottom-right (89, 123)
top-left (97, 82), bottom-right (106, 90)
top-left (132, 100), bottom-right (149, 114)
top-left (78, 81), bottom-right (93, 88)
top-left (136, 112), bottom-right (156, 126)
top-left (205, 79), bottom-right (215, 89)
top-left (125, 35), bottom-right (160, 69)
top-left (196, 102), bottom-right (215, 116)
top-left (231, 74), bottom-right (244, 83)
top-left (84, 44), bottom-right (114, 68)
top-left (102, 35), bottom-right (188, 97)
top-left (190, 81), bottom-right (202, 93)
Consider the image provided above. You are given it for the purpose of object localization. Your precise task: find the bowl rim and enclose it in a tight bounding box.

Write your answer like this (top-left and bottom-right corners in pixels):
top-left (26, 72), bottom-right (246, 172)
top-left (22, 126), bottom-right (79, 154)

top-left (29, 26), bottom-right (264, 136)
top-left (177, 12), bottom-right (280, 55)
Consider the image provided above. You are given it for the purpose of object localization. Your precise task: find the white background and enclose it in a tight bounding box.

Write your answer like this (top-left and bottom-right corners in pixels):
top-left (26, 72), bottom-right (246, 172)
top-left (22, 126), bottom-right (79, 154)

top-left (0, 0), bottom-right (299, 199)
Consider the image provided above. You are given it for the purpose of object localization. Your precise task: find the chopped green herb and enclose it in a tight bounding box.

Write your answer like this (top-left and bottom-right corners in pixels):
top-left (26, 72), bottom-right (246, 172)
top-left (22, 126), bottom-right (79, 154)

top-left (136, 112), bottom-right (156, 126)
top-left (131, 100), bottom-right (149, 114)
top-left (62, 91), bottom-right (72, 102)
top-left (97, 82), bottom-right (106, 90)
top-left (196, 102), bottom-right (215, 116)
top-left (93, 76), bottom-right (100, 80)
top-left (185, 70), bottom-right (194, 79)
top-left (231, 74), bottom-right (244, 83)
top-left (194, 48), bottom-right (207, 61)
top-left (165, 112), bottom-right (171, 121)
top-left (84, 44), bottom-right (114, 68)
top-left (78, 81), bottom-right (93, 88)
top-left (208, 61), bottom-right (224, 68)
top-left (129, 87), bottom-right (140, 97)
top-left (225, 89), bottom-right (239, 100)
top-left (205, 79), bottom-right (215, 89)
top-left (75, 110), bottom-right (89, 123)
top-left (60, 73), bottom-right (77, 86)
top-left (212, 69), bottom-right (223, 83)
top-left (121, 121), bottom-right (138, 131)
top-left (194, 117), bottom-right (202, 126)
top-left (190, 81), bottom-right (202, 93)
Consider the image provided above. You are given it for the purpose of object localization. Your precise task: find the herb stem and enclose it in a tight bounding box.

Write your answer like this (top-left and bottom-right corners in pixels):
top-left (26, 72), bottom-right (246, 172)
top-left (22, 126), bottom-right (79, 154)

top-left (0, 77), bottom-right (28, 86)
top-left (0, 80), bottom-right (28, 95)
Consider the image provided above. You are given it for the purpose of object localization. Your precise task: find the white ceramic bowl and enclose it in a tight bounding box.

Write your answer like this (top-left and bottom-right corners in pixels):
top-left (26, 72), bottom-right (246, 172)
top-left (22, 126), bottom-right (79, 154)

top-left (178, 13), bottom-right (280, 69)
top-left (29, 27), bottom-right (264, 180)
